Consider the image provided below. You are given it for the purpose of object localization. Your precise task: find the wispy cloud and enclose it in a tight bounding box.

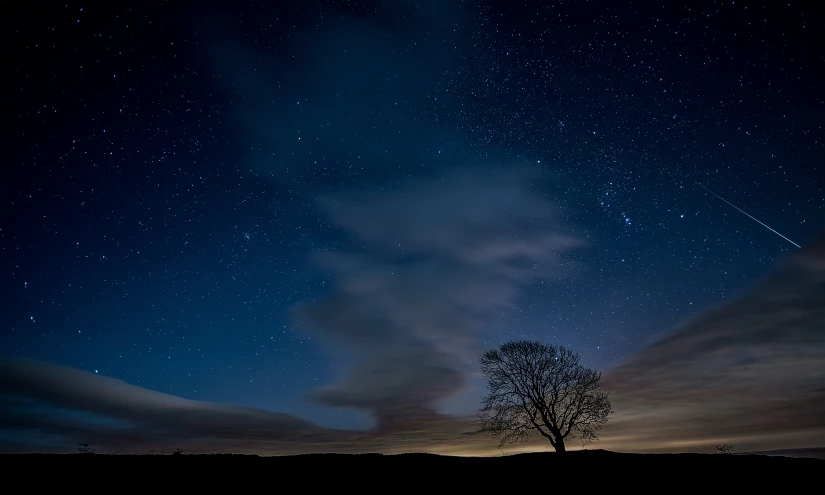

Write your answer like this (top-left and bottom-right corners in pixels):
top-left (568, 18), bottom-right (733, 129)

top-left (0, 357), bottom-right (333, 454)
top-left (294, 168), bottom-right (581, 425)
top-left (0, 165), bottom-right (583, 455)
top-left (0, 355), bottom-right (501, 455)
top-left (206, 1), bottom-right (467, 181)
top-left (2, 231), bottom-right (823, 455)
top-left (600, 232), bottom-right (825, 451)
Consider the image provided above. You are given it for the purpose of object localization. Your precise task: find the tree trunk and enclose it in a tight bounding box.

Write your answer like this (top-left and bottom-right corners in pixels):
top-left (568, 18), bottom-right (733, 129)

top-left (553, 438), bottom-right (566, 453)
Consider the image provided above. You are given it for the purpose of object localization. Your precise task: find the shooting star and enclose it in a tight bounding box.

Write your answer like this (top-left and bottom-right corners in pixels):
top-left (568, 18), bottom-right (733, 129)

top-left (674, 173), bottom-right (801, 249)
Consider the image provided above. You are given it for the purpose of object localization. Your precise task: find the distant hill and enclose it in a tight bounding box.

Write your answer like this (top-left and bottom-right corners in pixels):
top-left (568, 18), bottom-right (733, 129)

top-left (745, 447), bottom-right (825, 460)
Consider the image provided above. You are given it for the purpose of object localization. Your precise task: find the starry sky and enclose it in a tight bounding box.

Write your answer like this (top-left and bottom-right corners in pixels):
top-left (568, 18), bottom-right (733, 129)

top-left (1, 0), bottom-right (823, 454)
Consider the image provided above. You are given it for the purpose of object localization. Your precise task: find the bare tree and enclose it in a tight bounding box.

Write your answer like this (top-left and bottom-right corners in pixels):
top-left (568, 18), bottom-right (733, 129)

top-left (714, 444), bottom-right (735, 455)
top-left (77, 443), bottom-right (96, 455)
top-left (479, 340), bottom-right (613, 453)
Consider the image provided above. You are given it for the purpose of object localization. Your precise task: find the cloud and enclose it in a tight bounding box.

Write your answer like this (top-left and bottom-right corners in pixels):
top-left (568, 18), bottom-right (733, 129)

top-left (294, 168), bottom-right (581, 425)
top-left (0, 355), bottom-right (504, 455)
top-left (1, 231), bottom-right (824, 454)
top-left (0, 356), bottom-right (338, 454)
top-left (0, 165), bottom-right (583, 454)
top-left (206, 1), bottom-right (468, 181)
top-left (600, 231), bottom-right (825, 451)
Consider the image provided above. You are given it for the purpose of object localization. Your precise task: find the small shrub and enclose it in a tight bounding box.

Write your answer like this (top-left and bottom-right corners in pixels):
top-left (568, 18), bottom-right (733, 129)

top-left (77, 443), bottom-right (96, 454)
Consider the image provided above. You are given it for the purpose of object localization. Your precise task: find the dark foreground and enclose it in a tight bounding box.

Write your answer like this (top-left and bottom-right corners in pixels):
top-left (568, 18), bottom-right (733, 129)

top-left (5, 450), bottom-right (821, 488)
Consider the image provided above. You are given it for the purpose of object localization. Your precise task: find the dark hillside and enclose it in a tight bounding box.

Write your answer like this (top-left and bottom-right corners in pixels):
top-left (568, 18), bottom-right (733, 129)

top-left (5, 449), bottom-right (820, 488)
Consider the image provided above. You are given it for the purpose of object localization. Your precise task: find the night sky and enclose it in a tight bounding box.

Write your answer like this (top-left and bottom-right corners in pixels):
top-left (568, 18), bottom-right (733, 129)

top-left (2, 0), bottom-right (824, 454)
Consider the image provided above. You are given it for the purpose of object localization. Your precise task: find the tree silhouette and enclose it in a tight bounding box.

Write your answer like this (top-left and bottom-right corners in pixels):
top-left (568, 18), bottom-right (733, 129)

top-left (714, 444), bottom-right (735, 455)
top-left (478, 340), bottom-right (613, 453)
top-left (77, 443), bottom-right (96, 454)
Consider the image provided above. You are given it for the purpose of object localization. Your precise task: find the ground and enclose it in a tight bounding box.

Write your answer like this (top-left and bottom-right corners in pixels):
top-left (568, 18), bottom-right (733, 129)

top-left (4, 449), bottom-right (820, 489)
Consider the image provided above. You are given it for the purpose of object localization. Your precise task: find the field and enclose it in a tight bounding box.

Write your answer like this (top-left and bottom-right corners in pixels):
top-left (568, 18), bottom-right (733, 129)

top-left (6, 449), bottom-right (821, 488)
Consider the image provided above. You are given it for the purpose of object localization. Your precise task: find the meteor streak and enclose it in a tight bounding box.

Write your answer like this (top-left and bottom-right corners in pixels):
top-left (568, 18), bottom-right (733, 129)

top-left (675, 173), bottom-right (801, 249)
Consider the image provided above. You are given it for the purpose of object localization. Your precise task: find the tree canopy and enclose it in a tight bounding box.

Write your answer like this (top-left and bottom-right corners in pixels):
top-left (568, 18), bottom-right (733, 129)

top-left (478, 340), bottom-right (613, 453)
